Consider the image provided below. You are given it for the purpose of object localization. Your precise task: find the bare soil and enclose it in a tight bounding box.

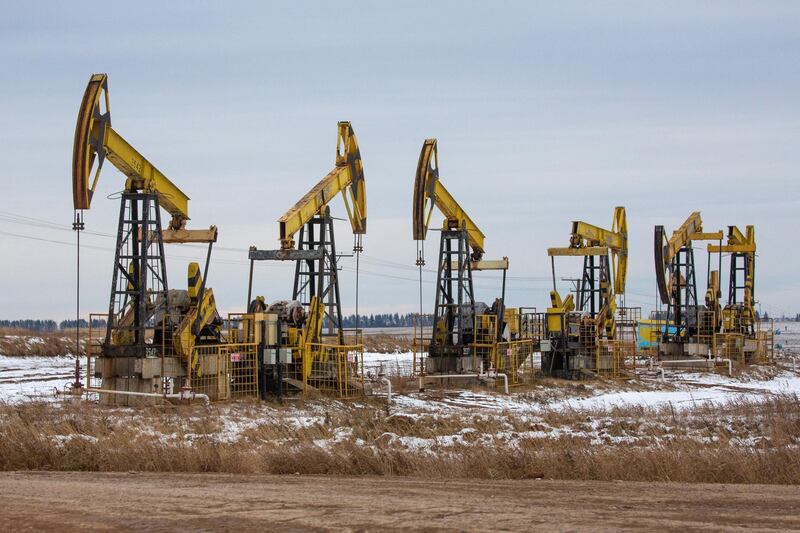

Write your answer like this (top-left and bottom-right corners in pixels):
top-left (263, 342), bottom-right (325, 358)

top-left (1, 472), bottom-right (798, 531)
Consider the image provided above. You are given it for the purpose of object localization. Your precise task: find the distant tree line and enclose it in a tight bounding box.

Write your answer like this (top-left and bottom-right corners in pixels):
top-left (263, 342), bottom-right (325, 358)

top-left (0, 319), bottom-right (58, 331)
top-left (59, 318), bottom-right (107, 330)
top-left (0, 318), bottom-right (107, 331)
top-left (323, 313), bottom-right (433, 329)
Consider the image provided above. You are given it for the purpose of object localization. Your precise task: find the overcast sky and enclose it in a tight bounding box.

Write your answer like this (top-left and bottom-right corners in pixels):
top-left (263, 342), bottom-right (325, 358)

top-left (1, 1), bottom-right (798, 322)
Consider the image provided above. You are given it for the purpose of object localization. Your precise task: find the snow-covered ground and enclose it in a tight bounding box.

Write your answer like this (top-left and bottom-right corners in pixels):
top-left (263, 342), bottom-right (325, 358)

top-left (0, 351), bottom-right (419, 403)
top-left (362, 351), bottom-right (415, 377)
top-left (2, 320), bottom-right (799, 408)
top-left (775, 321), bottom-right (800, 354)
top-left (382, 367), bottom-right (799, 414)
top-left (0, 355), bottom-right (78, 403)
top-left (2, 351), bottom-right (798, 412)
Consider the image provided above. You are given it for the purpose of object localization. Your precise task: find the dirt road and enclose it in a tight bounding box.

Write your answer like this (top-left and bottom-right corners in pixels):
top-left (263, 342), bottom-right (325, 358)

top-left (0, 472), bottom-right (798, 531)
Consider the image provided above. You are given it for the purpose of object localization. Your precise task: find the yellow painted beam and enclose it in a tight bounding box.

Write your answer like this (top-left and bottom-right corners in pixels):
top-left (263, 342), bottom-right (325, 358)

top-left (103, 128), bottom-right (190, 223)
top-left (690, 231), bottom-right (724, 241)
top-left (434, 180), bottom-right (486, 254)
top-left (450, 257), bottom-right (509, 271)
top-left (278, 122), bottom-right (366, 249)
top-left (665, 211), bottom-right (702, 262)
top-left (548, 246), bottom-right (610, 257)
top-left (708, 243), bottom-right (756, 253)
top-left (279, 165), bottom-right (348, 243)
top-left (571, 221), bottom-right (624, 249)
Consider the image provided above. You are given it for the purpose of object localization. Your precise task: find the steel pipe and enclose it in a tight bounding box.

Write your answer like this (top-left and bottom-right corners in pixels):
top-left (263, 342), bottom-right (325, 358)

top-left (659, 359), bottom-right (713, 369)
top-left (84, 387), bottom-right (210, 405)
top-left (419, 374), bottom-right (478, 391)
top-left (418, 373), bottom-right (509, 394)
top-left (381, 377), bottom-right (392, 405)
top-left (494, 372), bottom-right (509, 394)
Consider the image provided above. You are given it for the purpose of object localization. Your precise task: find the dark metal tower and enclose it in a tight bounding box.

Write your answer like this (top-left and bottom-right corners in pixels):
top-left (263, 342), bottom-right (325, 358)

top-left (577, 254), bottom-right (610, 318)
top-left (104, 192), bottom-right (169, 357)
top-left (666, 246), bottom-right (698, 340)
top-left (291, 210), bottom-right (344, 344)
top-left (429, 229), bottom-right (475, 359)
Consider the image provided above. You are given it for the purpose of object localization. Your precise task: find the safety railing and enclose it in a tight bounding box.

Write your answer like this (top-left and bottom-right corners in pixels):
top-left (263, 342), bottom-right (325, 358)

top-left (519, 310), bottom-right (545, 342)
top-left (493, 339), bottom-right (535, 386)
top-left (595, 339), bottom-right (637, 378)
top-left (755, 319), bottom-right (775, 364)
top-left (616, 307), bottom-right (641, 370)
top-left (86, 313), bottom-right (106, 389)
top-left (594, 339), bottom-right (614, 376)
top-left (715, 333), bottom-right (745, 366)
top-left (578, 321), bottom-right (597, 371)
top-left (304, 343), bottom-right (364, 398)
top-left (696, 309), bottom-right (717, 360)
top-left (471, 314), bottom-right (498, 372)
top-left (190, 342), bottom-right (259, 401)
top-left (342, 328), bottom-right (364, 346)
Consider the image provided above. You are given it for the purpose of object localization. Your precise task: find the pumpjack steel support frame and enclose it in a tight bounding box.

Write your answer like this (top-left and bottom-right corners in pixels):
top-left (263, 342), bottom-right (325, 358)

top-left (428, 228), bottom-right (508, 363)
top-left (655, 224), bottom-right (700, 343)
top-left (104, 192), bottom-right (169, 358)
top-left (728, 252), bottom-right (754, 306)
top-left (248, 210), bottom-right (345, 344)
top-left (577, 254), bottom-right (610, 318)
top-left (292, 212), bottom-right (344, 342)
top-left (668, 247), bottom-right (698, 340)
top-left (430, 229), bottom-right (476, 357)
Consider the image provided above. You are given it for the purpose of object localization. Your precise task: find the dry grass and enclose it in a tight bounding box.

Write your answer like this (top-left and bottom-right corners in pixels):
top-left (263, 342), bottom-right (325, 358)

top-left (0, 328), bottom-right (86, 357)
top-left (361, 333), bottom-right (412, 353)
top-left (1, 394), bottom-right (798, 483)
top-left (1, 328), bottom-right (408, 357)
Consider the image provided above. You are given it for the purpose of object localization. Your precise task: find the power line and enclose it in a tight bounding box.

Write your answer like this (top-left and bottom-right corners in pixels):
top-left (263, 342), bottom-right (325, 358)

top-left (0, 209), bottom-right (653, 302)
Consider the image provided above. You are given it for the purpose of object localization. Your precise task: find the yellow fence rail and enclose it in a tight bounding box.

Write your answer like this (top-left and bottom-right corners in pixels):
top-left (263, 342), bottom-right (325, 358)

top-left (715, 333), bottom-right (745, 366)
top-left (190, 342), bottom-right (259, 401)
top-left (493, 339), bottom-right (535, 386)
top-left (305, 343), bottom-right (364, 398)
top-left (755, 319), bottom-right (775, 364)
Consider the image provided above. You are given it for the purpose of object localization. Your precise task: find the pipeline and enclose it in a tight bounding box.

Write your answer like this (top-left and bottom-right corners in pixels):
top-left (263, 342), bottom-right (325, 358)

top-left (485, 369), bottom-right (509, 394)
top-left (381, 377), bottom-right (392, 405)
top-left (495, 372), bottom-right (509, 394)
top-left (83, 387), bottom-right (210, 405)
top-left (418, 372), bottom-right (509, 395)
top-left (659, 358), bottom-right (713, 370)
top-left (717, 358), bottom-right (733, 376)
top-left (655, 357), bottom-right (732, 376)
